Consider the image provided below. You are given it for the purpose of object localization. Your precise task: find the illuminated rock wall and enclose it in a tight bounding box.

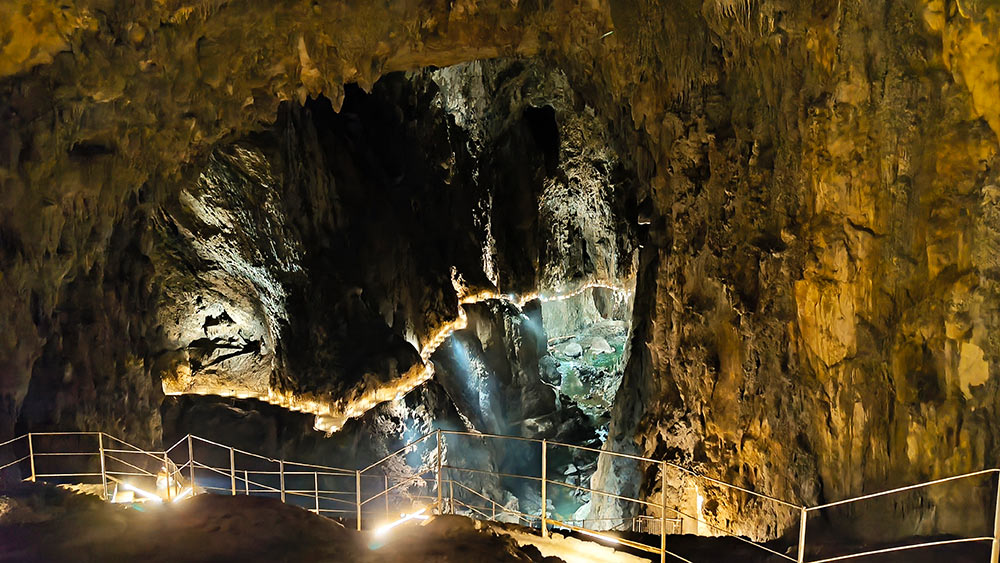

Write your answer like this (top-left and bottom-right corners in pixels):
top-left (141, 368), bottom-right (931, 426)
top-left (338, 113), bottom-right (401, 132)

top-left (150, 62), bottom-right (635, 435)
top-left (589, 0), bottom-right (1000, 542)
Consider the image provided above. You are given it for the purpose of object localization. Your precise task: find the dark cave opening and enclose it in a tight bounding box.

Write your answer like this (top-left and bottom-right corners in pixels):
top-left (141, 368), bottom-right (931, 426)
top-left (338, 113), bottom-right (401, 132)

top-left (522, 105), bottom-right (560, 175)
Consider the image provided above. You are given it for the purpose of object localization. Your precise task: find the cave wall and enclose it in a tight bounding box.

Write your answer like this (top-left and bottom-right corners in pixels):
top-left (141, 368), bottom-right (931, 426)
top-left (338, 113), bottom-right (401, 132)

top-left (0, 0), bottom-right (613, 446)
top-left (148, 59), bottom-right (635, 435)
top-left (154, 81), bottom-right (471, 427)
top-left (152, 60), bottom-right (631, 516)
top-left (2, 0), bottom-right (1000, 542)
top-left (587, 0), bottom-right (1000, 541)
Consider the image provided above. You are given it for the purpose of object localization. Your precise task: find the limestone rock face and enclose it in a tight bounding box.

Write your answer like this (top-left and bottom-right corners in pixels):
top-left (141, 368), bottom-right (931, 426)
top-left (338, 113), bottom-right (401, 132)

top-left (0, 0), bottom-right (616, 445)
top-left (148, 60), bottom-right (633, 433)
top-left (590, 0), bottom-right (1000, 542)
top-left (2, 0), bottom-right (1000, 545)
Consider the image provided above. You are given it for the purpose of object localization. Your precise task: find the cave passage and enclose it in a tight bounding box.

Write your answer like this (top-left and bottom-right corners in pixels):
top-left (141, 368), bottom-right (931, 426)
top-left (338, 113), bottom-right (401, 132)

top-left (429, 283), bottom-right (636, 523)
top-left (150, 57), bottom-right (640, 526)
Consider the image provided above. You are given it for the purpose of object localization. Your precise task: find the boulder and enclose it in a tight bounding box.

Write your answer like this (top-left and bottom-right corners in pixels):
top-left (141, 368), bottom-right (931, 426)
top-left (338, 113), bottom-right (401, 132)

top-left (539, 355), bottom-right (562, 385)
top-left (562, 342), bottom-right (583, 357)
top-left (584, 336), bottom-right (614, 355)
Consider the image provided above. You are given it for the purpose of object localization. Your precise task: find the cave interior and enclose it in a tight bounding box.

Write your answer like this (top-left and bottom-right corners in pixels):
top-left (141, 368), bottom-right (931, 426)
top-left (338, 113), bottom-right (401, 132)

top-left (2, 0), bottom-right (1000, 561)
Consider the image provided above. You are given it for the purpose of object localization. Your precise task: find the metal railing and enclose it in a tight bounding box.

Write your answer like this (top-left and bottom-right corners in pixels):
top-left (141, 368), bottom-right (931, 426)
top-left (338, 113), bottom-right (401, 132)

top-left (1, 430), bottom-right (998, 563)
top-left (355, 429), bottom-right (801, 562)
top-left (796, 468), bottom-right (1000, 563)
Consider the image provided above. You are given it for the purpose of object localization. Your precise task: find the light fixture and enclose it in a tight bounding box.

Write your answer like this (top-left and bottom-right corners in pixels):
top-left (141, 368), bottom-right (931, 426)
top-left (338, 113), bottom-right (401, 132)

top-left (120, 483), bottom-right (163, 503)
top-left (373, 507), bottom-right (430, 537)
top-left (173, 487), bottom-right (193, 502)
top-left (575, 528), bottom-right (621, 545)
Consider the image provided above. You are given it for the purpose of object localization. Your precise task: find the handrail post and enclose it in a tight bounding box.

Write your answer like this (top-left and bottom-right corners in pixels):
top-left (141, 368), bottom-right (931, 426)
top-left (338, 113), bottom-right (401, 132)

top-left (315, 472), bottom-right (320, 514)
top-left (436, 429), bottom-right (443, 512)
top-left (991, 471), bottom-right (1000, 563)
top-left (450, 478), bottom-right (455, 514)
top-left (244, 470), bottom-right (249, 495)
top-left (98, 433), bottom-right (108, 499)
top-left (27, 434), bottom-right (36, 482)
top-left (660, 461), bottom-right (667, 563)
top-left (164, 452), bottom-right (172, 501)
top-left (356, 469), bottom-right (363, 531)
top-left (541, 439), bottom-right (548, 538)
top-left (797, 507), bottom-right (808, 563)
top-left (229, 447), bottom-right (236, 495)
top-left (279, 460), bottom-right (286, 503)
top-left (187, 435), bottom-right (195, 490)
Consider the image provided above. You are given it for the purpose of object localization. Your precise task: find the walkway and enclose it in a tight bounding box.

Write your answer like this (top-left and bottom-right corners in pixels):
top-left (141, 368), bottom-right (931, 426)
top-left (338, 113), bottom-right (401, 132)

top-left (1, 429), bottom-right (997, 563)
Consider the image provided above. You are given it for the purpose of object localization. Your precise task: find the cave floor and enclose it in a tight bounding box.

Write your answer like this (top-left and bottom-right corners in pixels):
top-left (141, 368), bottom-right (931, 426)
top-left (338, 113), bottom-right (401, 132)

top-left (0, 484), bottom-right (644, 562)
top-left (0, 483), bottom-right (991, 563)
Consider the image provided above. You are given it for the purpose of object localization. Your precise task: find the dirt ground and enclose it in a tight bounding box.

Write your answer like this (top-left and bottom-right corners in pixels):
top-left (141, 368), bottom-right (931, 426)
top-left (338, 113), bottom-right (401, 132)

top-left (0, 483), bottom-right (990, 563)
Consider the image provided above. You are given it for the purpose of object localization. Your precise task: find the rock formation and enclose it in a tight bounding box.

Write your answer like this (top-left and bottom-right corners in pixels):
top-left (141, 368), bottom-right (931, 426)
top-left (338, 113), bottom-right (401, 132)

top-left (2, 0), bottom-right (1000, 545)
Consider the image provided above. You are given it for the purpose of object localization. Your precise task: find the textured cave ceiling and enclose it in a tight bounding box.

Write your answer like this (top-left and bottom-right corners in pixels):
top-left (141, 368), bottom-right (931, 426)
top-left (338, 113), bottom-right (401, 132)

top-left (3, 0), bottom-right (1000, 542)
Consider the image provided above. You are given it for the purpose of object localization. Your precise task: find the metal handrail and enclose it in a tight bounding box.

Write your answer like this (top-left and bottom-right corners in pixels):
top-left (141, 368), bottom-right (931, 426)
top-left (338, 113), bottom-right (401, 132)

top-left (442, 463), bottom-right (543, 482)
top-left (633, 514), bottom-right (684, 534)
top-left (667, 503), bottom-right (798, 562)
top-left (549, 517), bottom-right (662, 555)
top-left (0, 435), bottom-right (25, 449)
top-left (453, 498), bottom-right (493, 520)
top-left (692, 473), bottom-right (803, 511)
top-left (165, 434), bottom-right (189, 455)
top-left (189, 435), bottom-right (279, 463)
top-left (360, 471), bottom-right (435, 506)
top-left (103, 449), bottom-right (167, 456)
top-left (443, 480), bottom-right (541, 527)
top-left (446, 430), bottom-right (802, 510)
top-left (808, 468), bottom-right (1000, 512)
top-left (544, 476), bottom-right (662, 508)
top-left (281, 461), bottom-right (356, 475)
top-left (0, 455), bottom-right (29, 471)
top-left (359, 430), bottom-right (437, 473)
top-left (798, 468), bottom-right (1000, 563)
top-left (100, 433), bottom-right (159, 455)
top-left (35, 472), bottom-right (104, 478)
top-left (104, 453), bottom-right (159, 477)
top-left (6, 429), bottom-right (1000, 563)
top-left (26, 431), bottom-right (99, 436)
top-left (447, 479), bottom-right (505, 518)
top-left (545, 437), bottom-right (667, 465)
top-left (189, 460), bottom-right (358, 507)
top-left (808, 537), bottom-right (995, 563)
top-left (441, 429), bottom-right (548, 444)
top-left (189, 435), bottom-right (277, 463)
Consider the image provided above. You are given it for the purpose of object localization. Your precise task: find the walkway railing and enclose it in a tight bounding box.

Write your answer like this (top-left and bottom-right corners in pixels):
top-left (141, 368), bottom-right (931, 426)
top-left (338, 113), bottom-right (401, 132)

top-left (1, 430), bottom-right (998, 563)
top-left (358, 429), bottom-right (802, 563)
